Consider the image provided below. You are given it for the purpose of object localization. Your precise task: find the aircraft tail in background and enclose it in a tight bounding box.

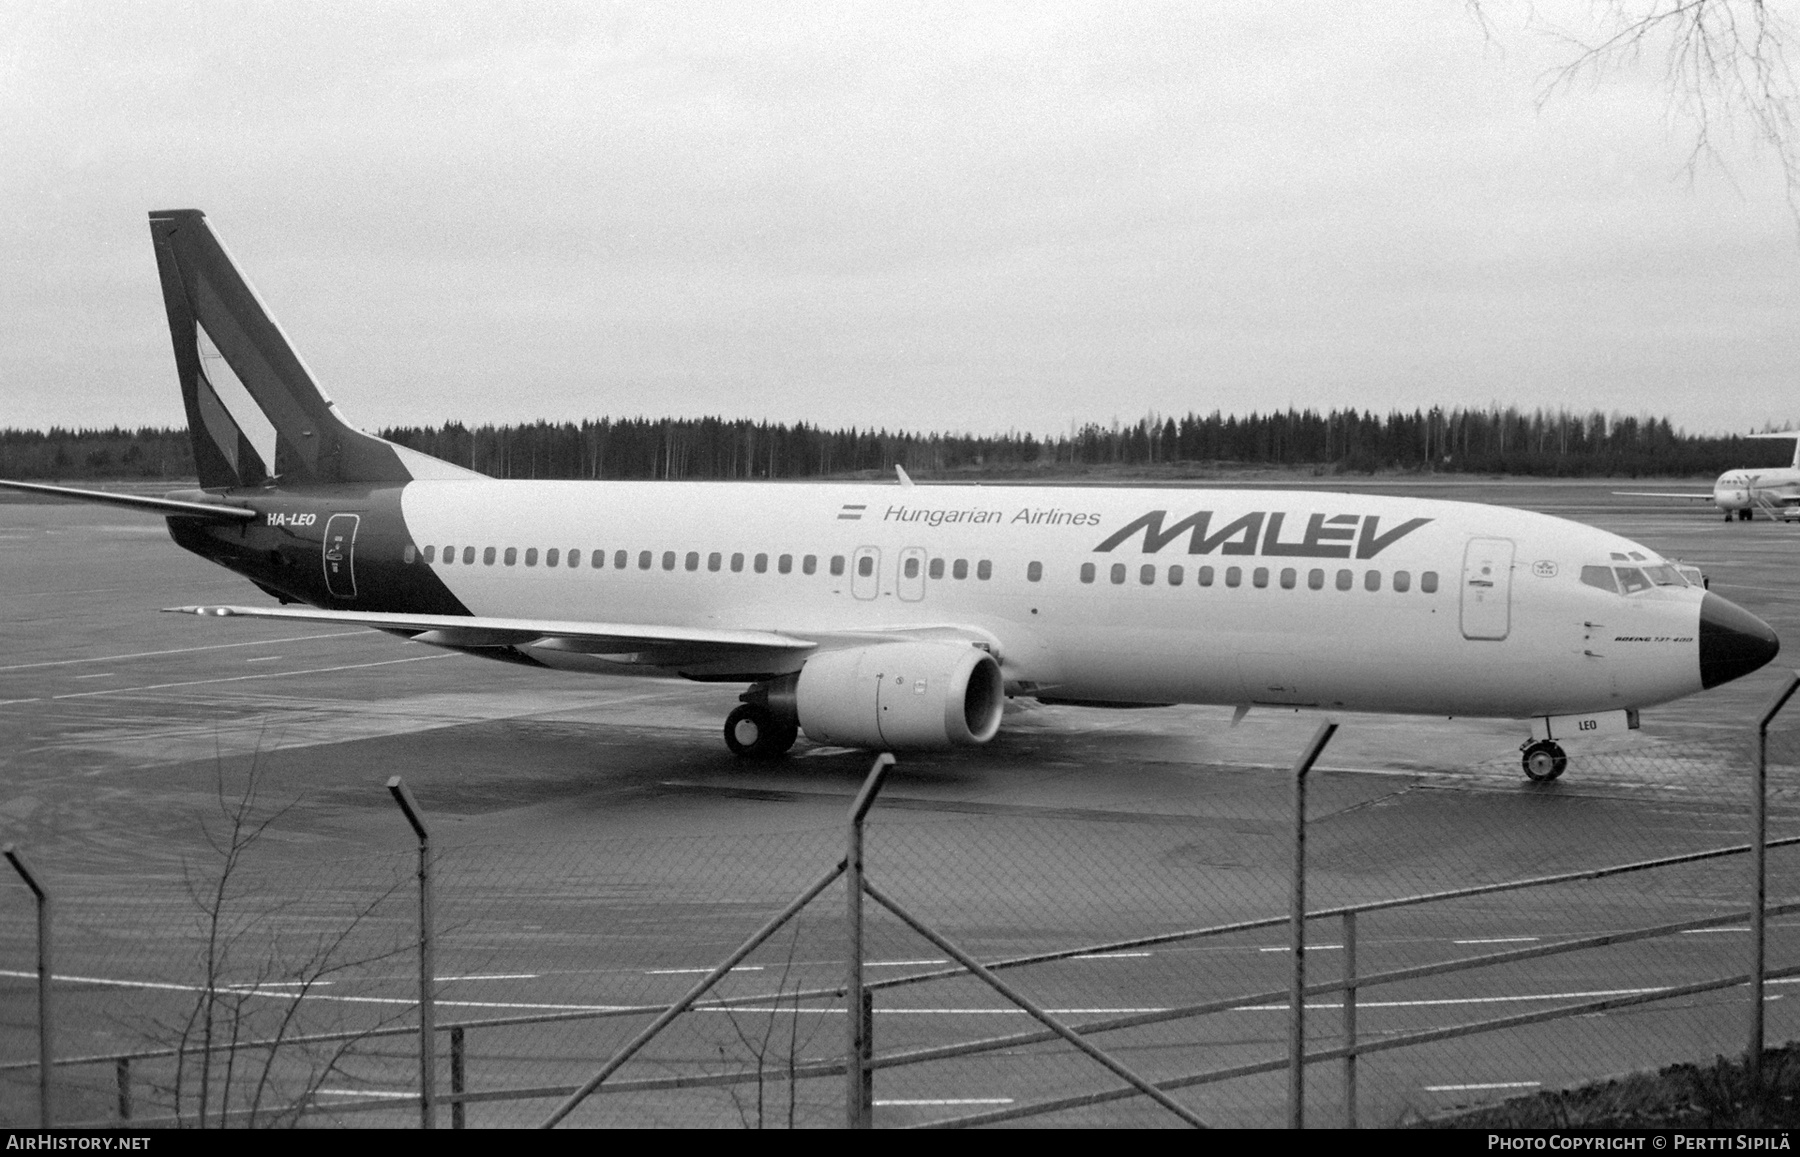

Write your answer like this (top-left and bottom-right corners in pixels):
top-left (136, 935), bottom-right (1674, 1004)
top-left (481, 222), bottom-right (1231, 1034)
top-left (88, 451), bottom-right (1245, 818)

top-left (147, 209), bottom-right (475, 490)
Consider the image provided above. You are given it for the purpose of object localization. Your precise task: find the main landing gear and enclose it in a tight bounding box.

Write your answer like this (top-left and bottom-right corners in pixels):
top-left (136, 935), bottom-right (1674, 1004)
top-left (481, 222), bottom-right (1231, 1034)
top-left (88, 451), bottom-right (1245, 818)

top-left (724, 703), bottom-right (798, 760)
top-left (1519, 739), bottom-right (1567, 782)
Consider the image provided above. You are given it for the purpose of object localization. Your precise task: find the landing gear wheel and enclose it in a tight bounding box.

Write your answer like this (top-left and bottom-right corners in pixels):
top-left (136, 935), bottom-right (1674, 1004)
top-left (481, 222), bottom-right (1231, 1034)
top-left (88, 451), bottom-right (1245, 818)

top-left (1520, 739), bottom-right (1567, 782)
top-left (724, 704), bottom-right (798, 760)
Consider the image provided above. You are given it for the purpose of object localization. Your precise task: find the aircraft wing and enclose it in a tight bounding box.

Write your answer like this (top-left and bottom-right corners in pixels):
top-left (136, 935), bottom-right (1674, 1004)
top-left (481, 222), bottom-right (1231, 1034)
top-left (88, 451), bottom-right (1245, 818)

top-left (1612, 491), bottom-right (1716, 501)
top-left (165, 604), bottom-right (816, 655)
top-left (0, 478), bottom-right (257, 521)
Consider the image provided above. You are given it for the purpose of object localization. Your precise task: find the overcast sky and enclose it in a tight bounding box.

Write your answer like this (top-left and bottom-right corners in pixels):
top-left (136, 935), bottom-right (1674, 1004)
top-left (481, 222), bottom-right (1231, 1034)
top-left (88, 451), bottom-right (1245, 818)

top-left (3, 2), bottom-right (1796, 438)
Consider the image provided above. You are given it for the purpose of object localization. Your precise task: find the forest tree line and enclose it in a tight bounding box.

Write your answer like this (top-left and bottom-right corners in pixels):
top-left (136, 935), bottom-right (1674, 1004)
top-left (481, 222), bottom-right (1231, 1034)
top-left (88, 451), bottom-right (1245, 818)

top-left (0, 406), bottom-right (1792, 482)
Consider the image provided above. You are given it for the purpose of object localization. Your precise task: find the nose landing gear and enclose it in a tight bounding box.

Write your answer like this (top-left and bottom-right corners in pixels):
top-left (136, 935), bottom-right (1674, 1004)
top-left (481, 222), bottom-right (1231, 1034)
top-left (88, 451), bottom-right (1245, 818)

top-left (1520, 738), bottom-right (1567, 782)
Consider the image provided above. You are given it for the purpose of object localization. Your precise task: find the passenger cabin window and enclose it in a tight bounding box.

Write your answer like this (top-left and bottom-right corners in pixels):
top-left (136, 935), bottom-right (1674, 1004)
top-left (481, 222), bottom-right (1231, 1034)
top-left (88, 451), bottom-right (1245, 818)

top-left (638, 551), bottom-right (652, 570)
top-left (1168, 565), bottom-right (1183, 586)
top-left (778, 554), bottom-right (793, 574)
top-left (831, 556), bottom-right (845, 576)
top-left (1111, 563), bottom-right (1127, 585)
top-left (929, 558), bottom-right (945, 580)
top-left (953, 559), bottom-right (969, 580)
top-left (1252, 567), bottom-right (1269, 589)
top-left (708, 552), bottom-right (722, 572)
top-left (857, 555), bottom-right (874, 577)
top-left (422, 545), bottom-right (435, 563)
top-left (1393, 570), bottom-right (1411, 592)
top-left (404, 544), bottom-right (417, 564)
top-left (755, 553), bottom-right (769, 574)
top-left (1579, 566), bottom-right (1617, 593)
top-left (545, 548), bottom-right (558, 567)
top-left (484, 547), bottom-right (497, 565)
top-left (662, 551), bottom-right (677, 571)
top-left (977, 560), bottom-right (992, 580)
top-left (685, 551), bottom-right (699, 572)
top-left (803, 555), bottom-right (817, 575)
top-left (1139, 564), bottom-right (1155, 586)
top-left (1279, 567), bottom-right (1295, 590)
top-left (1364, 570), bottom-right (1380, 591)
top-left (1198, 566), bottom-right (1214, 587)
top-left (524, 548), bottom-right (538, 567)
top-left (441, 544), bottom-right (453, 564)
top-left (464, 547), bottom-right (476, 565)
top-left (567, 548), bottom-right (579, 568)
top-left (504, 548), bottom-right (518, 566)
top-left (1225, 566), bottom-right (1241, 588)
top-left (613, 550), bottom-right (627, 569)
top-left (732, 552), bottom-right (745, 572)
top-left (1080, 562), bottom-right (1096, 583)
top-left (1421, 571), bottom-right (1439, 593)
top-left (1308, 568), bottom-right (1324, 590)
top-left (590, 549), bottom-right (606, 568)
top-left (1335, 569), bottom-right (1352, 591)
top-left (908, 557), bottom-right (923, 579)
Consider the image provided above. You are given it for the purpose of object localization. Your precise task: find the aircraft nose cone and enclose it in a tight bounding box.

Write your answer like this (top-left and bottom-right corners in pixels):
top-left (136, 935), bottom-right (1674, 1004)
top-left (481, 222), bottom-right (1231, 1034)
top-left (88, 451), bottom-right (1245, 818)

top-left (1699, 592), bottom-right (1781, 689)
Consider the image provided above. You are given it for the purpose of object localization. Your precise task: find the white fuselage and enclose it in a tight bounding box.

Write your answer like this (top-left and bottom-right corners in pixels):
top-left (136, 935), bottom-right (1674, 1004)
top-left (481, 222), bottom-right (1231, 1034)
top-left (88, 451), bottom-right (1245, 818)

top-left (393, 481), bottom-right (1710, 721)
top-left (1713, 468), bottom-right (1800, 517)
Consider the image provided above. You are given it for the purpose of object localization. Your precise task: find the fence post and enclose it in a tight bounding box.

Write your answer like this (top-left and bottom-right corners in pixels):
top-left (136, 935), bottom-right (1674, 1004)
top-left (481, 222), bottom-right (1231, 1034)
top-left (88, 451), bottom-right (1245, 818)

top-left (846, 752), bottom-right (895, 1130)
top-left (1288, 722), bottom-right (1337, 1130)
top-left (1750, 672), bottom-right (1800, 1089)
top-left (116, 1058), bottom-right (131, 1122)
top-left (4, 845), bottom-right (52, 1127)
top-left (1342, 910), bottom-right (1357, 1129)
top-left (450, 1026), bottom-right (465, 1130)
top-left (388, 777), bottom-right (436, 1129)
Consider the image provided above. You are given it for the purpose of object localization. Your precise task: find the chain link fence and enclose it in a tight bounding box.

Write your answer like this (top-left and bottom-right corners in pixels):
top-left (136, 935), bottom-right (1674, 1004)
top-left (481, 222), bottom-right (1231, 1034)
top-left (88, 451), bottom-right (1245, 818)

top-left (4, 719), bottom-right (1800, 1128)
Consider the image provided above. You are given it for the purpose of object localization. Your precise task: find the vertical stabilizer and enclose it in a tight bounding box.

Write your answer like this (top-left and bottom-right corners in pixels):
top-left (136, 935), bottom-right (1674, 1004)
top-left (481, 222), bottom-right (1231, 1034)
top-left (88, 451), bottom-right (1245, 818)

top-left (149, 210), bottom-right (476, 489)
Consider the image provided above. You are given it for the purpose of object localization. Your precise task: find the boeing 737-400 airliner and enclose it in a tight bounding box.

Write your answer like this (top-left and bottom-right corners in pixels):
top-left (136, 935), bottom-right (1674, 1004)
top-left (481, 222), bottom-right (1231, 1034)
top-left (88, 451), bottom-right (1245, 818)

top-left (0, 211), bottom-right (1782, 781)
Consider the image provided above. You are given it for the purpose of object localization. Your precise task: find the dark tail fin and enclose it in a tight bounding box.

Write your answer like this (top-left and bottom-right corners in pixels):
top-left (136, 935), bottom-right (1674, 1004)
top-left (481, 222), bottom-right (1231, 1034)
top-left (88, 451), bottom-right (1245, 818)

top-left (149, 210), bottom-right (475, 489)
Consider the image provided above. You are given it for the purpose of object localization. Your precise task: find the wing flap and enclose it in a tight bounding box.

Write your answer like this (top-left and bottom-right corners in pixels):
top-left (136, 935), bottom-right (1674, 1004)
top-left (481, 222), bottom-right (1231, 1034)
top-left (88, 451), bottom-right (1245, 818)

top-left (165, 604), bottom-right (817, 654)
top-left (1611, 491), bottom-right (1717, 501)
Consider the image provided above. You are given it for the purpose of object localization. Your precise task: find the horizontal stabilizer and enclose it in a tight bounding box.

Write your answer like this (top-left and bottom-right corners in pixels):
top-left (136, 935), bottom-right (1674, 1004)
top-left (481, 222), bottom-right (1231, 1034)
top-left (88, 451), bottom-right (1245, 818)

top-left (0, 479), bottom-right (257, 521)
top-left (163, 604), bottom-right (817, 655)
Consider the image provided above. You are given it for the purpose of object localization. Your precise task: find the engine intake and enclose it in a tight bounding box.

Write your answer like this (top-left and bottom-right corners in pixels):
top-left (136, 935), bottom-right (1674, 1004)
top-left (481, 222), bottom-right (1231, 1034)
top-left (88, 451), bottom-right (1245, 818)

top-left (796, 642), bottom-right (1004, 750)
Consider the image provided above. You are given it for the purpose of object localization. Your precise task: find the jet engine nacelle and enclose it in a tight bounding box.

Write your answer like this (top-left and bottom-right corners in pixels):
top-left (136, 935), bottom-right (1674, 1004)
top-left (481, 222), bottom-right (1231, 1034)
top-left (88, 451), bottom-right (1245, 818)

top-left (796, 642), bottom-right (1005, 750)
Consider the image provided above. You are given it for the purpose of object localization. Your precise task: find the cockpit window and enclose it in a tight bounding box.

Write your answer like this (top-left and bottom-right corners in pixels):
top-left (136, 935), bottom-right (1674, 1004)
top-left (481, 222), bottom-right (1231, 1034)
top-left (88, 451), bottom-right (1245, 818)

top-left (1615, 567), bottom-right (1652, 595)
top-left (1641, 564), bottom-right (1684, 587)
top-left (1580, 565), bottom-right (1618, 593)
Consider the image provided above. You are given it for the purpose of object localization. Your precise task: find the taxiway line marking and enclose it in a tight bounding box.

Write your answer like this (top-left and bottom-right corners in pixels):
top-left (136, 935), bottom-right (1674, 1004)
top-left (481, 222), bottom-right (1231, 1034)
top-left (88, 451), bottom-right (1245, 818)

top-left (1454, 937), bottom-right (1541, 945)
top-left (1073, 952), bottom-right (1154, 959)
top-left (315, 1089), bottom-right (414, 1100)
top-left (647, 966), bottom-right (765, 975)
top-left (48, 653), bottom-right (459, 699)
top-left (1680, 927), bottom-right (1750, 934)
top-left (869, 960), bottom-right (948, 967)
top-left (1424, 1081), bottom-right (1540, 1092)
top-left (440, 973), bottom-right (541, 981)
top-left (1260, 945), bottom-right (1342, 952)
top-left (0, 630), bottom-right (370, 672)
top-left (875, 1099), bottom-right (1014, 1106)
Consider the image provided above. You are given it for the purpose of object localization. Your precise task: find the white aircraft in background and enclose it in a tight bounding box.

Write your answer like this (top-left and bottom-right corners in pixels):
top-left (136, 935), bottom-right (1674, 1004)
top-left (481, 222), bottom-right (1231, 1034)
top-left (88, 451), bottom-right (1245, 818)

top-left (1616, 433), bottom-right (1800, 521)
top-left (0, 211), bottom-right (1781, 783)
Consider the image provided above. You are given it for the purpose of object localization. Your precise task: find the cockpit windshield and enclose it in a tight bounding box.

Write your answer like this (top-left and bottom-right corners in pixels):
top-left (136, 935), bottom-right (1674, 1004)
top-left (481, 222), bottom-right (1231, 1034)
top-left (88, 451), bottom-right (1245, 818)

top-left (1582, 562), bottom-right (1687, 595)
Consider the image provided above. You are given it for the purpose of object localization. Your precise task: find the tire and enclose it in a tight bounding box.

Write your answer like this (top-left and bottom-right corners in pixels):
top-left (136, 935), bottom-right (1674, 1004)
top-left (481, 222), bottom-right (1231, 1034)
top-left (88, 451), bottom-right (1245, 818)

top-left (1520, 739), bottom-right (1567, 782)
top-left (724, 704), bottom-right (796, 759)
